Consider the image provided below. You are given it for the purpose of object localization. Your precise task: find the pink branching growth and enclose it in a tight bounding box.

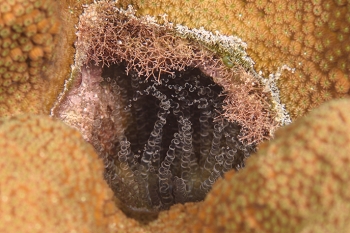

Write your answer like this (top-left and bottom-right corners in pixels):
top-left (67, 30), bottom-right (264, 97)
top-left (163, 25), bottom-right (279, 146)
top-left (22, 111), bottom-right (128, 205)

top-left (75, 1), bottom-right (277, 145)
top-left (219, 68), bottom-right (278, 145)
top-left (76, 1), bottom-right (240, 83)
top-left (76, 1), bottom-right (208, 81)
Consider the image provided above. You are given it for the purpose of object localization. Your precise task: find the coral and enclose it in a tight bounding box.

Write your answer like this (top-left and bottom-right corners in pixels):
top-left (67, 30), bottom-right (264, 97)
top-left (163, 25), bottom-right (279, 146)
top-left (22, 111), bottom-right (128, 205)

top-left (181, 98), bottom-right (350, 232)
top-left (140, 98), bottom-right (350, 233)
top-left (145, 202), bottom-right (201, 232)
top-left (3, 0), bottom-right (348, 232)
top-left (115, 0), bottom-right (350, 119)
top-left (0, 0), bottom-right (61, 116)
top-left (52, 0), bottom-right (278, 217)
top-left (2, 100), bottom-right (350, 232)
top-left (0, 114), bottom-right (144, 233)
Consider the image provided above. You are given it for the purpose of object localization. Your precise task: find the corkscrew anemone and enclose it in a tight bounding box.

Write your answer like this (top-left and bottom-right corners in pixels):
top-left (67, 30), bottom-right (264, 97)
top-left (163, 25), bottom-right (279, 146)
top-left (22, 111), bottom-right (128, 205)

top-left (99, 64), bottom-right (256, 214)
top-left (53, 0), bottom-right (278, 220)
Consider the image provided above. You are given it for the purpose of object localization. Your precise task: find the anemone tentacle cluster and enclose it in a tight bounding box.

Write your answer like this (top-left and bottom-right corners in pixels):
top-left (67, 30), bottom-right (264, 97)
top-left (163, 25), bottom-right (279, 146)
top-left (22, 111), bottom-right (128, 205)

top-left (98, 65), bottom-right (256, 213)
top-left (53, 0), bottom-right (278, 216)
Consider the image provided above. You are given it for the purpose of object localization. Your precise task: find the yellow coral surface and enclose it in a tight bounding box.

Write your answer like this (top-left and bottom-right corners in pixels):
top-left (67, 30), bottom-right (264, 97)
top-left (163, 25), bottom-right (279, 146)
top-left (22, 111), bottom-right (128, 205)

top-left (0, 114), bottom-right (143, 233)
top-left (191, 98), bottom-right (350, 232)
top-left (0, 0), bottom-right (61, 116)
top-left (116, 0), bottom-right (350, 119)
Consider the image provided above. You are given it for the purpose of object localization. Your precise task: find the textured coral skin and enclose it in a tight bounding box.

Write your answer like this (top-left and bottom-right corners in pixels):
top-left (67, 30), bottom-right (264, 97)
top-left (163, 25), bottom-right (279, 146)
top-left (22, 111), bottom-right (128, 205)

top-left (0, 0), bottom-right (61, 116)
top-left (0, 0), bottom-right (94, 117)
top-left (1, 99), bottom-right (350, 232)
top-left (116, 0), bottom-right (350, 119)
top-left (1, 0), bottom-right (350, 232)
top-left (188, 98), bottom-right (350, 233)
top-left (0, 115), bottom-right (144, 233)
top-left (145, 202), bottom-right (201, 232)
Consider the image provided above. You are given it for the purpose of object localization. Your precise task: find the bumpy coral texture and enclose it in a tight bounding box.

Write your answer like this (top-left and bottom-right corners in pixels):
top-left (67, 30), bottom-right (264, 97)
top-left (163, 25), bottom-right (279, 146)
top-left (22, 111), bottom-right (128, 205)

top-left (0, 115), bottom-right (144, 233)
top-left (0, 0), bottom-right (60, 116)
top-left (185, 98), bottom-right (350, 233)
top-left (2, 101), bottom-right (350, 233)
top-left (141, 98), bottom-right (350, 233)
top-left (145, 202), bottom-right (201, 232)
top-left (116, 0), bottom-right (350, 119)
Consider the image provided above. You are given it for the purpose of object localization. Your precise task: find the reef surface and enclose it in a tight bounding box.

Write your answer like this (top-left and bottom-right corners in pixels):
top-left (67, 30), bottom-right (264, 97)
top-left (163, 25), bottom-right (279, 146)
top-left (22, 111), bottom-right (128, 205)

top-left (1, 0), bottom-right (350, 232)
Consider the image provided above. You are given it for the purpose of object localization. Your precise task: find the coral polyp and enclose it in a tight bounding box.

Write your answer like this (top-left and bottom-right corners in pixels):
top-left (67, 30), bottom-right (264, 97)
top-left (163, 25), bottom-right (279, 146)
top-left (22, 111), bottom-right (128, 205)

top-left (0, 0), bottom-right (60, 116)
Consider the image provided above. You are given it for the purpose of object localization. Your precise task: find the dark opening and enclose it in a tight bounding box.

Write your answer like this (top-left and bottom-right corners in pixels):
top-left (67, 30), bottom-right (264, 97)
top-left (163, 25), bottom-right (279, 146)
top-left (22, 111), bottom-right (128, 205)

top-left (99, 63), bottom-right (255, 221)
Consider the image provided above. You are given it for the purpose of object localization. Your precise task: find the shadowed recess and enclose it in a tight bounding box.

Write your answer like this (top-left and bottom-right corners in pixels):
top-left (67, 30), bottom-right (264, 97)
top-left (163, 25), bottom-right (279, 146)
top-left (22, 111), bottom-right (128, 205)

top-left (53, 1), bottom-right (278, 222)
top-left (98, 64), bottom-right (255, 217)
